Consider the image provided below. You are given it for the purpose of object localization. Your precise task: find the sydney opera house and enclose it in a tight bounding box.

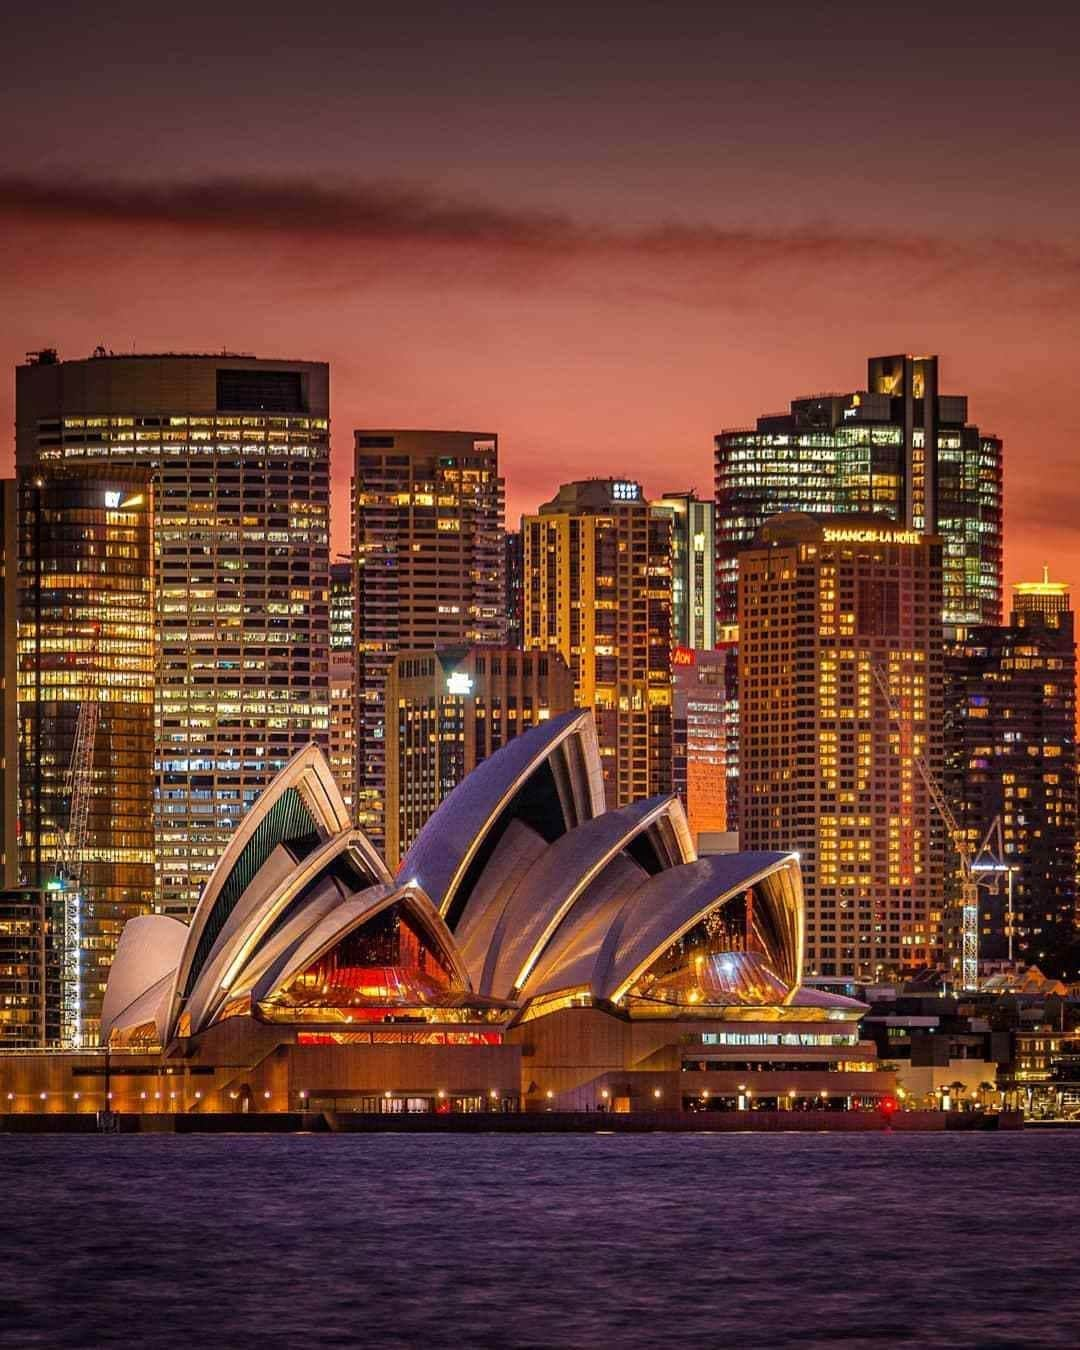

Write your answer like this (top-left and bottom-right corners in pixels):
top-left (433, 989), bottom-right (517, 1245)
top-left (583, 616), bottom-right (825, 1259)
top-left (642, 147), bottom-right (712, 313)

top-left (8, 711), bottom-right (893, 1114)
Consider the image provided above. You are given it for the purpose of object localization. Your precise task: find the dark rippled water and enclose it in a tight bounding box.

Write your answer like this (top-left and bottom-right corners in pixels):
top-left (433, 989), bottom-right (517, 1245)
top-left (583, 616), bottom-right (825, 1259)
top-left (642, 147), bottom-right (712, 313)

top-left (3, 1132), bottom-right (1079, 1349)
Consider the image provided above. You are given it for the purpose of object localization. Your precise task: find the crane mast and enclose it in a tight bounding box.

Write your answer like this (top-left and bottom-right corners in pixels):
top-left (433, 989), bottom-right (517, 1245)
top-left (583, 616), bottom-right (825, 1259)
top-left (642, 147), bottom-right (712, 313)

top-left (871, 664), bottom-right (999, 992)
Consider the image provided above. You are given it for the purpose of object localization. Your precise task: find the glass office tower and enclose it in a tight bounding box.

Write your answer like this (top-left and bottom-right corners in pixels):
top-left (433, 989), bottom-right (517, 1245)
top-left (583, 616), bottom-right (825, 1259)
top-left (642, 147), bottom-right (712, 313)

top-left (17, 465), bottom-right (155, 1043)
top-left (16, 351), bottom-right (331, 921)
top-left (715, 354), bottom-right (1002, 630)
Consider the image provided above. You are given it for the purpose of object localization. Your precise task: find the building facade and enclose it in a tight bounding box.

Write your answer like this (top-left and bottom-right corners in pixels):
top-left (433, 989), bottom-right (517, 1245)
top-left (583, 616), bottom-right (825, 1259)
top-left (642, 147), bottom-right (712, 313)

top-left (0, 887), bottom-right (60, 1048)
top-left (15, 351), bottom-right (331, 920)
top-left (739, 514), bottom-right (945, 980)
top-left (352, 431), bottom-right (505, 850)
top-left (17, 464), bottom-right (156, 1044)
top-left (330, 558), bottom-right (354, 652)
top-left (328, 559), bottom-right (356, 814)
top-left (0, 482), bottom-right (17, 889)
top-left (505, 530), bottom-right (524, 648)
top-left (672, 647), bottom-right (728, 843)
top-left (328, 660), bottom-right (357, 820)
top-left (945, 572), bottom-right (1078, 964)
top-left (715, 353), bottom-right (1003, 630)
top-left (650, 491), bottom-right (715, 650)
top-left (523, 480), bottom-right (673, 807)
top-left (384, 645), bottom-right (576, 866)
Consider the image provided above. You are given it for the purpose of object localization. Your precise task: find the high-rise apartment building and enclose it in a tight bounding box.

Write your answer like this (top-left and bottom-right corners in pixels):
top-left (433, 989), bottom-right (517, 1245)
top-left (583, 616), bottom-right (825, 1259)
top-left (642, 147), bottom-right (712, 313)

top-left (716, 354), bottom-right (1002, 630)
top-left (328, 660), bottom-right (357, 819)
top-left (739, 513), bottom-right (945, 979)
top-left (16, 351), bottom-right (331, 920)
top-left (523, 479), bottom-right (673, 806)
top-left (384, 645), bottom-right (575, 865)
top-left (330, 558), bottom-right (354, 651)
top-left (328, 559), bottom-right (356, 813)
top-left (0, 481), bottom-right (17, 888)
top-left (672, 647), bottom-right (727, 841)
top-left (17, 465), bottom-right (155, 1044)
top-left (945, 571), bottom-right (1078, 964)
top-left (352, 430), bottom-right (505, 850)
top-left (650, 492), bottom-right (715, 650)
top-left (505, 530), bottom-right (524, 647)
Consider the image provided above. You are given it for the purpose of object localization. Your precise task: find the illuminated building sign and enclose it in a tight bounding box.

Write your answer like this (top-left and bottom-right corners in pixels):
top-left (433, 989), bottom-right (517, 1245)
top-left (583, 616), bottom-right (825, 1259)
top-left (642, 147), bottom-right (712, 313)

top-left (672, 646), bottom-right (696, 667)
top-left (446, 671), bottom-right (474, 695)
top-left (611, 481), bottom-right (640, 501)
top-left (104, 491), bottom-right (144, 510)
top-left (822, 527), bottom-right (921, 546)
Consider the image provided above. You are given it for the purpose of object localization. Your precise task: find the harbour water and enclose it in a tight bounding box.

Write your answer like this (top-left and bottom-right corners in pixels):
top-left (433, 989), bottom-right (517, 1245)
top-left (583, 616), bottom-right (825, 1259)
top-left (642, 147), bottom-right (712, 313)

top-left (3, 1131), bottom-right (1078, 1348)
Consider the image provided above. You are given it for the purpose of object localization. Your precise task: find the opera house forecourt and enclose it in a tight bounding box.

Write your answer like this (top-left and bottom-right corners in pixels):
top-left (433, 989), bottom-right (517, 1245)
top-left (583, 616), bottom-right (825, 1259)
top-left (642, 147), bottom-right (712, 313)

top-left (4, 711), bottom-right (897, 1117)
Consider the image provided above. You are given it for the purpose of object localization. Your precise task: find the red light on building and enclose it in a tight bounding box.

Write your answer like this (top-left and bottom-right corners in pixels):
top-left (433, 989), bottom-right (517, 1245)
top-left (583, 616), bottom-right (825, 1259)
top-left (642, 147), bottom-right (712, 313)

top-left (673, 646), bottom-right (696, 667)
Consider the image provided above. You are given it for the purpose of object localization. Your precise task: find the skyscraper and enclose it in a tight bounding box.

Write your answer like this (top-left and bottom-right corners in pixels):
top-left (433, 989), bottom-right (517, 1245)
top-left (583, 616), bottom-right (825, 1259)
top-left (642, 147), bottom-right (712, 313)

top-left (650, 492), bottom-right (715, 650)
top-left (17, 464), bottom-right (155, 1044)
top-left (739, 513), bottom-right (945, 979)
top-left (505, 530), bottom-right (524, 648)
top-left (384, 645), bottom-right (575, 865)
top-left (16, 351), bottom-right (331, 920)
top-left (0, 481), bottom-right (17, 888)
top-left (671, 647), bottom-right (727, 842)
top-left (715, 353), bottom-right (1003, 630)
top-left (328, 558), bottom-right (356, 813)
top-left (352, 430), bottom-right (505, 849)
top-left (330, 558), bottom-right (355, 652)
top-left (945, 571), bottom-right (1078, 965)
top-left (0, 481), bottom-right (56, 1048)
top-left (523, 479), bottom-right (673, 805)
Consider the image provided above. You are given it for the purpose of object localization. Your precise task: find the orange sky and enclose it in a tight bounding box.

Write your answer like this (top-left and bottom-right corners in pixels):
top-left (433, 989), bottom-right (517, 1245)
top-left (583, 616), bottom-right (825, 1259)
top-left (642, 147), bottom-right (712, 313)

top-left (2, 1), bottom-right (1078, 604)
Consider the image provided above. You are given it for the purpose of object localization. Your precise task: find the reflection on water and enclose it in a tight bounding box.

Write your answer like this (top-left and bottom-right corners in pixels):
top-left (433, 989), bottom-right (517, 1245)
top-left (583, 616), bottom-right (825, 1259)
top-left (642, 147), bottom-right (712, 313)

top-left (3, 1132), bottom-right (1079, 1349)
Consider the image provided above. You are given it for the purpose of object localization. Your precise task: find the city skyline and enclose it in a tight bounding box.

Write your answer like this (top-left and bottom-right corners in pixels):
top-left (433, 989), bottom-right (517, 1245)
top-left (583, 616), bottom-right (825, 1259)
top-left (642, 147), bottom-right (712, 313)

top-left (1, 2), bottom-right (1078, 602)
top-left (4, 7), bottom-right (1079, 1346)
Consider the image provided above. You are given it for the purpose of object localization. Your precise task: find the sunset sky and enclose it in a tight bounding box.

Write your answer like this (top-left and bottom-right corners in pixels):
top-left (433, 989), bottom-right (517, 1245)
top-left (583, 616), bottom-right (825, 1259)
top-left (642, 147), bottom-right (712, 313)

top-left (2, 0), bottom-right (1078, 587)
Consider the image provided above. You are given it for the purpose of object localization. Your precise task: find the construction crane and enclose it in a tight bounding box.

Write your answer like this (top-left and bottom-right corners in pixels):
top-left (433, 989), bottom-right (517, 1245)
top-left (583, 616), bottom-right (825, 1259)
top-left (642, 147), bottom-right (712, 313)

top-left (970, 817), bottom-right (1017, 963)
top-left (53, 625), bottom-right (101, 1048)
top-left (871, 664), bottom-right (1002, 992)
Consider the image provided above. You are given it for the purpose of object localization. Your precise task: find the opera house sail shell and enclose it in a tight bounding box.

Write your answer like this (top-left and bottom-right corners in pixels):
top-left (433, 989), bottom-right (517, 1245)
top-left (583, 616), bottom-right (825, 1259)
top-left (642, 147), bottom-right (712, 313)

top-left (98, 710), bottom-right (884, 1115)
